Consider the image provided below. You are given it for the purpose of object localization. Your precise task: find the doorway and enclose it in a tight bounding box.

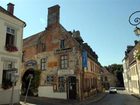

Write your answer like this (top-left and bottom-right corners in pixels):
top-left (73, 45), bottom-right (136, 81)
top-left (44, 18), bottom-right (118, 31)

top-left (68, 76), bottom-right (76, 99)
top-left (21, 68), bottom-right (34, 96)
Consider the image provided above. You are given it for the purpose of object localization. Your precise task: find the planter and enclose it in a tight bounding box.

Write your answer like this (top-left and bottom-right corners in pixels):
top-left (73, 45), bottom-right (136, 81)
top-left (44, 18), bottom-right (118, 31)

top-left (5, 45), bottom-right (18, 52)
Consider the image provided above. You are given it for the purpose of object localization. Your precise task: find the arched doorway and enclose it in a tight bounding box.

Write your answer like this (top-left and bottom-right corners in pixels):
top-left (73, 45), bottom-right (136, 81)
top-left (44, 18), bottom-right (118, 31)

top-left (21, 68), bottom-right (35, 96)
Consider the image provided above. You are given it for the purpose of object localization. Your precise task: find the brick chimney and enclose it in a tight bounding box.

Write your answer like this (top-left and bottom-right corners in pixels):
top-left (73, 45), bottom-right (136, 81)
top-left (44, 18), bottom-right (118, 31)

top-left (47, 5), bottom-right (60, 26)
top-left (7, 3), bottom-right (14, 15)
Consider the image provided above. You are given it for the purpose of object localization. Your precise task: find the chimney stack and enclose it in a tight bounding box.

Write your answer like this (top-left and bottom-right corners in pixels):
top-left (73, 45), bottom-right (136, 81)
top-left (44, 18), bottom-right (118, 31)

top-left (47, 5), bottom-right (60, 26)
top-left (7, 3), bottom-right (14, 15)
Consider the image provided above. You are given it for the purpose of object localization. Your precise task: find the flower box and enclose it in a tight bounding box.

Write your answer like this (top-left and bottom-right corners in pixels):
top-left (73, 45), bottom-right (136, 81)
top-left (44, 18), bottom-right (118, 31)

top-left (5, 44), bottom-right (18, 52)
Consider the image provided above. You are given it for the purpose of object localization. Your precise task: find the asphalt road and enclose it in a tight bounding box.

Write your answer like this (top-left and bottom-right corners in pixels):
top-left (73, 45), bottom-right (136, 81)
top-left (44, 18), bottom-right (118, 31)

top-left (88, 90), bottom-right (140, 105)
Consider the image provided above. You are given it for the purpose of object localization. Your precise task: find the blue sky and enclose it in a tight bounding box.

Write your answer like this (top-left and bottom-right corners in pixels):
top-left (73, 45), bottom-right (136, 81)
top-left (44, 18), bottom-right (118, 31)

top-left (1, 0), bottom-right (140, 66)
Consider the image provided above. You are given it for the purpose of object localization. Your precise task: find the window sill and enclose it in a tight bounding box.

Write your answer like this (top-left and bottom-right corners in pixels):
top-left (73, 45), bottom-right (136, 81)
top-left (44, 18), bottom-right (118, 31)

top-left (5, 45), bottom-right (18, 52)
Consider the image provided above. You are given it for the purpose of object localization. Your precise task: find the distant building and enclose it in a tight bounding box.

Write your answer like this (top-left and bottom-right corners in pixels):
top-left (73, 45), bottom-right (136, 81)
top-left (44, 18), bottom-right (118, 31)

top-left (0, 3), bottom-right (26, 104)
top-left (101, 68), bottom-right (118, 89)
top-left (21, 5), bottom-right (102, 100)
top-left (123, 41), bottom-right (140, 95)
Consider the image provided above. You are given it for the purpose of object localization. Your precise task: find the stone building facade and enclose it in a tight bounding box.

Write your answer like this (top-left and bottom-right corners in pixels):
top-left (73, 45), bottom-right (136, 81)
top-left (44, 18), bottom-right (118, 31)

top-left (123, 41), bottom-right (140, 95)
top-left (101, 68), bottom-right (118, 89)
top-left (0, 3), bottom-right (25, 104)
top-left (22, 5), bottom-right (102, 100)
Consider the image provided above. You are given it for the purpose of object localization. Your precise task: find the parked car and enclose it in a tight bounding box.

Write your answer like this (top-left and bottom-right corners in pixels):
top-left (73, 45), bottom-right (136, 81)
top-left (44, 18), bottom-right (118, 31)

top-left (109, 87), bottom-right (117, 94)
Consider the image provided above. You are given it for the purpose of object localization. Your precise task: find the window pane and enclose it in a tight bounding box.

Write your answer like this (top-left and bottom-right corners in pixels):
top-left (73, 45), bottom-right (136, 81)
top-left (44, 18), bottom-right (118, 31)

top-left (11, 29), bottom-right (15, 34)
top-left (60, 40), bottom-right (65, 49)
top-left (7, 27), bottom-right (10, 33)
top-left (60, 55), bottom-right (68, 69)
top-left (40, 58), bottom-right (46, 70)
top-left (47, 76), bottom-right (53, 84)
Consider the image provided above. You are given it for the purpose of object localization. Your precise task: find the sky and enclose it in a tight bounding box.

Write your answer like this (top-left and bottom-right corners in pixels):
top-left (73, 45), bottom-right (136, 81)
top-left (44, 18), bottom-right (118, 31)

top-left (1, 0), bottom-right (140, 66)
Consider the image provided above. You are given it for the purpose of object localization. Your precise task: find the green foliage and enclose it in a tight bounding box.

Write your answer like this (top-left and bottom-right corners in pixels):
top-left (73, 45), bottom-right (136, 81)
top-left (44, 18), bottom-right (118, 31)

top-left (105, 64), bottom-right (123, 74)
top-left (21, 69), bottom-right (41, 96)
top-left (30, 70), bottom-right (41, 94)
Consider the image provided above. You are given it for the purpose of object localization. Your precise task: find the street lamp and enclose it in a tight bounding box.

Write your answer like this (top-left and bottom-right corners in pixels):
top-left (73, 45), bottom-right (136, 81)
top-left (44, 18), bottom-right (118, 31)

top-left (129, 11), bottom-right (140, 36)
top-left (129, 11), bottom-right (140, 94)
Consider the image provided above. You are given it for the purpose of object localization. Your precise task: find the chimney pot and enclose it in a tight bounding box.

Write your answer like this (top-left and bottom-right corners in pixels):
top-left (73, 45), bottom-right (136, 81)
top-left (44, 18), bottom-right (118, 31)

top-left (7, 3), bottom-right (14, 15)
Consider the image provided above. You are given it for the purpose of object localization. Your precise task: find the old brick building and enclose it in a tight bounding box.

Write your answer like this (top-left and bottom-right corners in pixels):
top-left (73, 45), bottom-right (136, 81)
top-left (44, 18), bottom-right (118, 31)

top-left (22, 5), bottom-right (102, 100)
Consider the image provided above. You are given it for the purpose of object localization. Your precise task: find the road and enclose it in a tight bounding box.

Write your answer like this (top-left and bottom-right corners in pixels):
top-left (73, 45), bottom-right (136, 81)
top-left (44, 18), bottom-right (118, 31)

top-left (20, 90), bottom-right (140, 105)
top-left (88, 90), bottom-right (140, 105)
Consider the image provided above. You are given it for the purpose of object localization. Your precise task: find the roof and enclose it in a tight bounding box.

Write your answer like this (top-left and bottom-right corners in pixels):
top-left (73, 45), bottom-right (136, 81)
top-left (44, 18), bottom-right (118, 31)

top-left (0, 6), bottom-right (26, 27)
top-left (23, 23), bottom-right (73, 48)
top-left (23, 31), bottom-right (45, 48)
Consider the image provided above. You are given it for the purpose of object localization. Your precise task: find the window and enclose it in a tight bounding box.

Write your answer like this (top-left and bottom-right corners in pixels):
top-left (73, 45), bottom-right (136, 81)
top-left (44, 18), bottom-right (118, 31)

top-left (37, 41), bottom-right (46, 53)
top-left (60, 55), bottom-right (68, 69)
top-left (40, 58), bottom-right (46, 70)
top-left (3, 61), bottom-right (15, 70)
top-left (58, 77), bottom-right (65, 92)
top-left (2, 70), bottom-right (17, 89)
top-left (5, 27), bottom-right (18, 52)
top-left (47, 75), bottom-right (54, 85)
top-left (2, 61), bottom-right (16, 89)
top-left (6, 27), bottom-right (15, 46)
top-left (60, 39), bottom-right (65, 49)
top-left (105, 76), bottom-right (108, 81)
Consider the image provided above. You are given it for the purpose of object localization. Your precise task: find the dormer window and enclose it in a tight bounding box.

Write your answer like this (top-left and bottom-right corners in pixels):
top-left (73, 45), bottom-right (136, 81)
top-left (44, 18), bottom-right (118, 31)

top-left (60, 39), bottom-right (65, 49)
top-left (5, 27), bottom-right (18, 52)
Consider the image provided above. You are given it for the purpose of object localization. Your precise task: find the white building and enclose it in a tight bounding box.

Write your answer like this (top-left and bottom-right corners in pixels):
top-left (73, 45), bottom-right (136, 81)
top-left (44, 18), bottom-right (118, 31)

top-left (123, 42), bottom-right (140, 95)
top-left (0, 3), bottom-right (25, 104)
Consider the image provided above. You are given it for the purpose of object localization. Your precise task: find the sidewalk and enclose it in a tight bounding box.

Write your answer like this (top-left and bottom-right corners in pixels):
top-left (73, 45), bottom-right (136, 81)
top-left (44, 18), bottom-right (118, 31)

top-left (20, 92), bottom-right (107, 105)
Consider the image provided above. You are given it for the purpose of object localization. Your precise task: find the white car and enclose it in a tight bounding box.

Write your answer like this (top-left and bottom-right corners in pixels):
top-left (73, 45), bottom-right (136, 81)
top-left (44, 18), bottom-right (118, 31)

top-left (109, 87), bottom-right (117, 94)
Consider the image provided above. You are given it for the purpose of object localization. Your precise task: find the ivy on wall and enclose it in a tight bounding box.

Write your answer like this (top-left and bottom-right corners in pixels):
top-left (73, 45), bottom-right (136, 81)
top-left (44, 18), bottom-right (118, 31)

top-left (30, 70), bottom-right (41, 96)
top-left (21, 70), bottom-right (41, 96)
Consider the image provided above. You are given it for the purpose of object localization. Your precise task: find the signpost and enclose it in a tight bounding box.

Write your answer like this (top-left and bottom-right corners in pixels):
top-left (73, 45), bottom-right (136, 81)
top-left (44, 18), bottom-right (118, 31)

top-left (10, 72), bottom-right (19, 105)
top-left (24, 74), bottom-right (33, 103)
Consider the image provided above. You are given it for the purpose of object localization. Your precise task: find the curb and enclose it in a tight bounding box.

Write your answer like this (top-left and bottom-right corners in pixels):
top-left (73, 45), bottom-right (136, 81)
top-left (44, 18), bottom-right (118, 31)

top-left (20, 93), bottom-right (108, 105)
top-left (131, 94), bottom-right (140, 100)
top-left (78, 93), bottom-right (108, 105)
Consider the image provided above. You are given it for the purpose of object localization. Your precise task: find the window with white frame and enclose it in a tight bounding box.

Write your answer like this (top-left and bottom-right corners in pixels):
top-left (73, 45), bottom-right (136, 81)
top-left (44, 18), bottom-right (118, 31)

top-left (2, 61), bottom-right (16, 89)
top-left (40, 58), bottom-right (46, 70)
top-left (3, 61), bottom-right (15, 69)
top-left (5, 27), bottom-right (16, 46)
top-left (5, 27), bottom-right (18, 52)
top-left (58, 76), bottom-right (65, 92)
top-left (60, 55), bottom-right (68, 69)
